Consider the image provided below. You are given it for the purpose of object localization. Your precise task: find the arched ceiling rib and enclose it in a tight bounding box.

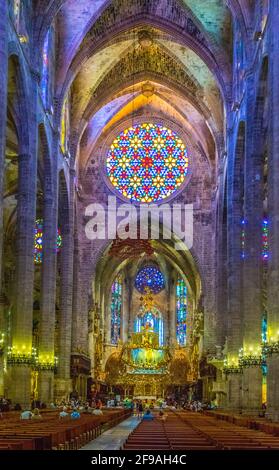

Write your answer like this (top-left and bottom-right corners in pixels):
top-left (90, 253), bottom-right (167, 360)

top-left (35, 0), bottom-right (234, 186)
top-left (78, 84), bottom-right (215, 171)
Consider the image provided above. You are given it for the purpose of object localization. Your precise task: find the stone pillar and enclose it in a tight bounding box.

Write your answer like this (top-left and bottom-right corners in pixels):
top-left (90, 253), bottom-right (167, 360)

top-left (169, 273), bottom-right (176, 347)
top-left (71, 247), bottom-right (90, 401)
top-left (226, 372), bottom-right (242, 411)
top-left (215, 156), bottom-right (227, 350)
top-left (127, 277), bottom-right (133, 338)
top-left (9, 104), bottom-right (38, 407)
top-left (241, 73), bottom-right (263, 414)
top-left (55, 171), bottom-right (74, 400)
top-left (71, 239), bottom-right (80, 352)
top-left (266, 0), bottom-right (279, 421)
top-left (266, 354), bottom-right (279, 422)
top-left (38, 181), bottom-right (58, 404)
top-left (9, 148), bottom-right (34, 403)
top-left (226, 124), bottom-right (245, 410)
top-left (203, 215), bottom-right (218, 355)
top-left (122, 275), bottom-right (129, 342)
top-left (242, 367), bottom-right (262, 413)
top-left (0, 0), bottom-right (8, 289)
top-left (0, 293), bottom-right (8, 397)
top-left (72, 253), bottom-right (89, 355)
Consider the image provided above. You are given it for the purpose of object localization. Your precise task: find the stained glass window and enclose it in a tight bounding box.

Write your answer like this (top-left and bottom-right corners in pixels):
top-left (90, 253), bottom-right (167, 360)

top-left (34, 218), bottom-right (62, 265)
top-left (106, 123), bottom-right (189, 203)
top-left (176, 277), bottom-right (187, 346)
top-left (135, 266), bottom-right (165, 294)
top-left (262, 316), bottom-right (267, 344)
top-left (34, 219), bottom-right (44, 265)
top-left (262, 219), bottom-right (269, 261)
top-left (13, 0), bottom-right (20, 31)
top-left (241, 218), bottom-right (246, 259)
top-left (41, 30), bottom-right (50, 106)
top-left (61, 97), bottom-right (69, 154)
top-left (262, 316), bottom-right (268, 404)
top-left (111, 274), bottom-right (122, 344)
top-left (135, 312), bottom-right (164, 346)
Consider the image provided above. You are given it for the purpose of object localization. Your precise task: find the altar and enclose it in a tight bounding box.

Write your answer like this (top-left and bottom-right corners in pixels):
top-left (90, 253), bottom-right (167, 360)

top-left (104, 325), bottom-right (171, 398)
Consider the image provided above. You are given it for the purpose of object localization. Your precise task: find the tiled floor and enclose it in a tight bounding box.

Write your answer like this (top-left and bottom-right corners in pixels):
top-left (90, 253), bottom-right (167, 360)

top-left (80, 416), bottom-right (140, 450)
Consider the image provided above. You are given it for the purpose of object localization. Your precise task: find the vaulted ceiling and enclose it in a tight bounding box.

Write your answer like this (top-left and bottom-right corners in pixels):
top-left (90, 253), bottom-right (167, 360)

top-left (33, 1), bottom-right (253, 175)
top-left (44, 0), bottom-right (236, 176)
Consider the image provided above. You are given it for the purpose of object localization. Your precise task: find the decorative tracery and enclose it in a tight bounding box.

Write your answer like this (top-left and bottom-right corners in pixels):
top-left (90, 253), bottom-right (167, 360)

top-left (135, 266), bottom-right (165, 294)
top-left (106, 123), bottom-right (189, 203)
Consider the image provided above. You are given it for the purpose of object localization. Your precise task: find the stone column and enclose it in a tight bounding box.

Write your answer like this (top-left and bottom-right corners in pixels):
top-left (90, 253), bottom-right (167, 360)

top-left (0, 0), bottom-right (8, 289)
top-left (71, 249), bottom-right (89, 355)
top-left (38, 169), bottom-right (58, 404)
top-left (241, 72), bottom-right (263, 414)
top-left (127, 277), bottom-right (133, 338)
top-left (9, 155), bottom-right (38, 405)
top-left (215, 156), bottom-right (227, 351)
top-left (122, 276), bottom-right (129, 342)
top-left (0, 294), bottom-right (7, 397)
top-left (71, 239), bottom-right (79, 352)
top-left (169, 273), bottom-right (177, 347)
top-left (226, 124), bottom-right (245, 411)
top-left (266, 1), bottom-right (279, 422)
top-left (9, 65), bottom-right (39, 406)
top-left (55, 171), bottom-right (74, 400)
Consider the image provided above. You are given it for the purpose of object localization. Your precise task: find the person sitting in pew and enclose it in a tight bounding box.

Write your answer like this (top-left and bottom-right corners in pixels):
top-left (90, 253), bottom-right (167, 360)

top-left (31, 408), bottom-right (42, 419)
top-left (157, 410), bottom-right (167, 422)
top-left (70, 408), bottom-right (81, 419)
top-left (59, 407), bottom-right (69, 418)
top-left (20, 410), bottom-right (32, 420)
top-left (142, 409), bottom-right (154, 421)
top-left (92, 405), bottom-right (103, 416)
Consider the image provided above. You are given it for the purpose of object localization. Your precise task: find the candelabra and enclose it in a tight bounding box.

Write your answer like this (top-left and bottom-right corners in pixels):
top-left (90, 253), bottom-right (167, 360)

top-left (223, 365), bottom-right (243, 375)
top-left (262, 341), bottom-right (279, 356)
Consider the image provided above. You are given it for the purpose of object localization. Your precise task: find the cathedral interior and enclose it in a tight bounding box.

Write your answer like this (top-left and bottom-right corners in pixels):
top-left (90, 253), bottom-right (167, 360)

top-left (1, 0), bottom-right (279, 452)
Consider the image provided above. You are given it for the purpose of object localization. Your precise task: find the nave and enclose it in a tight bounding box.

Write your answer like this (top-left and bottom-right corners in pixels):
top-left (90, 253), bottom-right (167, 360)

top-left (2, 2), bottom-right (279, 453)
top-left (2, 407), bottom-right (279, 451)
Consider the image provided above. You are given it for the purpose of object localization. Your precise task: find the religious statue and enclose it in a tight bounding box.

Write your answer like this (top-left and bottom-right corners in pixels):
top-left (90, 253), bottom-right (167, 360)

top-left (141, 322), bottom-right (154, 348)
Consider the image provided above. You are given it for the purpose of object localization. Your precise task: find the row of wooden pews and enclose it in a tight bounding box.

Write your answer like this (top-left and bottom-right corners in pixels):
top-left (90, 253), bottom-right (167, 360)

top-left (123, 411), bottom-right (279, 450)
top-left (204, 410), bottom-right (279, 436)
top-left (122, 412), bottom-right (218, 450)
top-left (0, 409), bottom-right (131, 450)
top-left (174, 411), bottom-right (279, 450)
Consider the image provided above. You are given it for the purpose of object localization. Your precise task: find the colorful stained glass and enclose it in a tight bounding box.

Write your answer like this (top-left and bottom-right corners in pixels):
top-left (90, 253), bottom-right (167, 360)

top-left (111, 274), bottom-right (122, 344)
top-left (34, 218), bottom-right (62, 265)
top-left (176, 277), bottom-right (187, 346)
top-left (34, 219), bottom-right (44, 265)
top-left (41, 30), bottom-right (50, 105)
top-left (262, 219), bottom-right (269, 261)
top-left (135, 266), bottom-right (165, 294)
top-left (261, 316), bottom-right (267, 404)
top-left (56, 228), bottom-right (62, 252)
top-left (106, 123), bottom-right (189, 203)
top-left (262, 316), bottom-right (267, 344)
top-left (135, 312), bottom-right (164, 346)
top-left (241, 218), bottom-right (246, 259)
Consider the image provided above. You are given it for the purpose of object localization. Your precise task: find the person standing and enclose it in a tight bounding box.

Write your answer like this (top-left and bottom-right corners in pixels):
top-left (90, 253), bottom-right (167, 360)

top-left (137, 401), bottom-right (143, 419)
